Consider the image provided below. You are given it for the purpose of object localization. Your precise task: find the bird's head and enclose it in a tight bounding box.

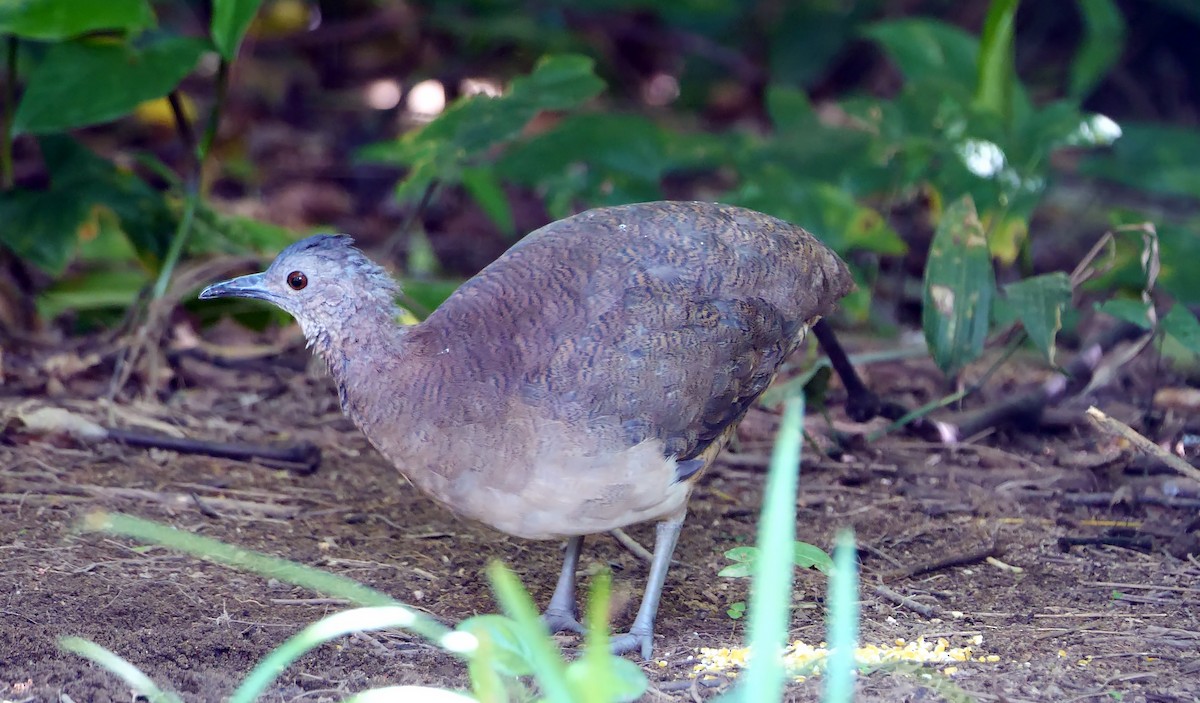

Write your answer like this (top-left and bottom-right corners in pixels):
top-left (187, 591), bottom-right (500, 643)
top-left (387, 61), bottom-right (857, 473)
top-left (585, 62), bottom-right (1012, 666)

top-left (199, 234), bottom-right (401, 355)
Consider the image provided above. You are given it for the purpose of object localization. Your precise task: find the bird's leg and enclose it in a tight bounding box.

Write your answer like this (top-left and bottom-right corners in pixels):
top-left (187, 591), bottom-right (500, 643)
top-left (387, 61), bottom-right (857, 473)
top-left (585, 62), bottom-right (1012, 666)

top-left (541, 535), bottom-right (586, 634)
top-left (610, 515), bottom-right (684, 659)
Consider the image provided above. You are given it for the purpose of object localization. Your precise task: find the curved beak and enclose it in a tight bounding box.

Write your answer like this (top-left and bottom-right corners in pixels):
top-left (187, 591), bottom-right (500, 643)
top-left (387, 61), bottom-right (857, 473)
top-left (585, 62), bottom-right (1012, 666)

top-left (198, 272), bottom-right (273, 301)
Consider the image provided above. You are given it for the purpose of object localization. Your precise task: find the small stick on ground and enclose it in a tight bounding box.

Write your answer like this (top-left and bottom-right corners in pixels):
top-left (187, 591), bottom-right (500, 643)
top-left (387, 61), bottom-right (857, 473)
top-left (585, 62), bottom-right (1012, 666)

top-left (609, 527), bottom-right (654, 563)
top-left (881, 542), bottom-right (1002, 582)
top-left (1086, 406), bottom-right (1200, 484)
top-left (873, 584), bottom-right (939, 618)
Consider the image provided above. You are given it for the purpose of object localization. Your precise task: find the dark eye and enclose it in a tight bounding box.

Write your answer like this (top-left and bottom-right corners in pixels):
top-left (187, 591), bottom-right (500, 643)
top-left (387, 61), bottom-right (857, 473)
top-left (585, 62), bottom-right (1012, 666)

top-left (287, 271), bottom-right (308, 290)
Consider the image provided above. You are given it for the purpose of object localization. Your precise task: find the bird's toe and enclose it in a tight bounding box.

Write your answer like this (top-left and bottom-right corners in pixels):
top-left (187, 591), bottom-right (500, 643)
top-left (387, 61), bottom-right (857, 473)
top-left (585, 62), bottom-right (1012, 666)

top-left (542, 607), bottom-right (586, 635)
top-left (609, 628), bottom-right (654, 659)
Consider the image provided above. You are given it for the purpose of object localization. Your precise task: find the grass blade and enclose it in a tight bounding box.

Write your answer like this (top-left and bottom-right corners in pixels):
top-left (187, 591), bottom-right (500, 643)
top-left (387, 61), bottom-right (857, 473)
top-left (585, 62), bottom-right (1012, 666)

top-left (822, 530), bottom-right (860, 703)
top-left (741, 395), bottom-right (805, 703)
top-left (83, 511), bottom-right (401, 607)
top-left (59, 636), bottom-right (182, 703)
top-left (232, 607), bottom-right (478, 703)
top-left (487, 562), bottom-right (574, 703)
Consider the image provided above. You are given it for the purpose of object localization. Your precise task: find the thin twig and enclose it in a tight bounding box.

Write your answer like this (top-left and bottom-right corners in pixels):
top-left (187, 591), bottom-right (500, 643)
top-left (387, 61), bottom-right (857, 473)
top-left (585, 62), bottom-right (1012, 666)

top-left (609, 527), bottom-right (653, 563)
top-left (1086, 406), bottom-right (1200, 484)
top-left (881, 542), bottom-right (1002, 582)
top-left (873, 584), bottom-right (939, 617)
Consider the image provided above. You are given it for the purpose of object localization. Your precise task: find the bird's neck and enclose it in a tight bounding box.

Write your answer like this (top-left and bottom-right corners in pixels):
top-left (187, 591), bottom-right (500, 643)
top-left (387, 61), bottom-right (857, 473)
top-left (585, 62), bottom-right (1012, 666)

top-left (301, 297), bottom-right (410, 393)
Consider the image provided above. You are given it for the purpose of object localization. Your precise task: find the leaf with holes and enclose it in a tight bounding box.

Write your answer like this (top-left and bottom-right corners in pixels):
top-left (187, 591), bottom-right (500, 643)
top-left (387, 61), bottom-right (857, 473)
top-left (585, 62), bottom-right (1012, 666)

top-left (1004, 272), bottom-right (1072, 365)
top-left (922, 195), bottom-right (995, 376)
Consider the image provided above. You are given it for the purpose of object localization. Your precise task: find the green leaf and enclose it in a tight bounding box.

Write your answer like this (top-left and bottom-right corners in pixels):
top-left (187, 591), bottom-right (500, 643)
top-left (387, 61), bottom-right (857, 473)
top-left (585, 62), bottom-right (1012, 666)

top-left (0, 0), bottom-right (154, 40)
top-left (719, 546), bottom-right (756, 578)
top-left (1071, 0), bottom-right (1126, 99)
top-left (1004, 272), bottom-right (1072, 365)
top-left (507, 53), bottom-right (604, 111)
top-left (0, 188), bottom-right (90, 273)
top-left (497, 112), bottom-right (668, 208)
top-left (359, 54), bottom-right (605, 203)
top-left (461, 166), bottom-right (515, 235)
top-left (566, 656), bottom-right (647, 703)
top-left (566, 571), bottom-right (647, 702)
top-left (862, 19), bottom-right (979, 90)
top-left (1161, 304), bottom-right (1200, 353)
top-left (0, 136), bottom-right (175, 274)
top-left (211, 0), bottom-right (264, 61)
top-left (974, 0), bottom-right (1019, 122)
top-left (189, 203), bottom-right (296, 256)
top-left (922, 195), bottom-right (995, 376)
top-left (36, 264), bottom-right (149, 323)
top-left (458, 614), bottom-right (535, 677)
top-left (1095, 298), bottom-right (1153, 328)
top-left (793, 542), bottom-right (833, 575)
top-left (14, 36), bottom-right (208, 135)
top-left (765, 85), bottom-right (816, 134)
top-left (486, 562), bottom-right (573, 703)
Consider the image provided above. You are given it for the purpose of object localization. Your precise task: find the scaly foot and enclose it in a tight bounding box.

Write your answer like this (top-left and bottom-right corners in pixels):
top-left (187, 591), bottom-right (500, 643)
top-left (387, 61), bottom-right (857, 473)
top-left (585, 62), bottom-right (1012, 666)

top-left (541, 606), bottom-right (586, 635)
top-left (609, 625), bottom-right (654, 659)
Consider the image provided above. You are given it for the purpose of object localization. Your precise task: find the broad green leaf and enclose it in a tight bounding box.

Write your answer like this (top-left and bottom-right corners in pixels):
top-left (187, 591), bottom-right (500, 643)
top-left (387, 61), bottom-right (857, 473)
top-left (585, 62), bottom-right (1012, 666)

top-left (0, 136), bottom-right (174, 273)
top-left (1004, 272), bottom-right (1072, 365)
top-left (793, 542), bottom-right (833, 575)
top-left (565, 656), bottom-right (646, 703)
top-left (922, 196), bottom-right (995, 375)
top-left (486, 562), bottom-right (573, 703)
top-left (1095, 298), bottom-right (1153, 328)
top-left (719, 546), bottom-right (756, 578)
top-left (506, 54), bottom-right (604, 111)
top-left (0, 188), bottom-right (90, 273)
top-left (457, 614), bottom-right (535, 677)
top-left (461, 166), bottom-right (514, 236)
top-left (862, 19), bottom-right (979, 90)
top-left (14, 36), bottom-right (208, 134)
top-left (1071, 0), bottom-right (1126, 99)
top-left (189, 203), bottom-right (296, 255)
top-left (497, 112), bottom-right (667, 208)
top-left (211, 0), bottom-right (264, 60)
top-left (359, 54), bottom-right (605, 203)
top-left (0, 0), bottom-right (153, 40)
top-left (765, 84), bottom-right (816, 134)
top-left (1080, 121), bottom-right (1200, 199)
top-left (1161, 304), bottom-right (1200, 353)
top-left (974, 0), bottom-right (1018, 122)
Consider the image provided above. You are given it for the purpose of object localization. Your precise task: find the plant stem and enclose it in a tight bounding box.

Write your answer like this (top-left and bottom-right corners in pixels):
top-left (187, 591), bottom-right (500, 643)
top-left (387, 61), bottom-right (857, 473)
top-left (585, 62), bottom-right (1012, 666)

top-left (151, 58), bottom-right (229, 300)
top-left (152, 184), bottom-right (200, 299)
top-left (1, 36), bottom-right (17, 190)
top-left (197, 59), bottom-right (229, 191)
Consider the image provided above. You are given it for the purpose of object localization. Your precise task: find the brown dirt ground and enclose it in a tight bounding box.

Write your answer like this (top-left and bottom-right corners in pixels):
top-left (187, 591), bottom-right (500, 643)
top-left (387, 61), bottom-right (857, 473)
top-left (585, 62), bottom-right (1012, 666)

top-left (1, 333), bottom-right (1199, 703)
